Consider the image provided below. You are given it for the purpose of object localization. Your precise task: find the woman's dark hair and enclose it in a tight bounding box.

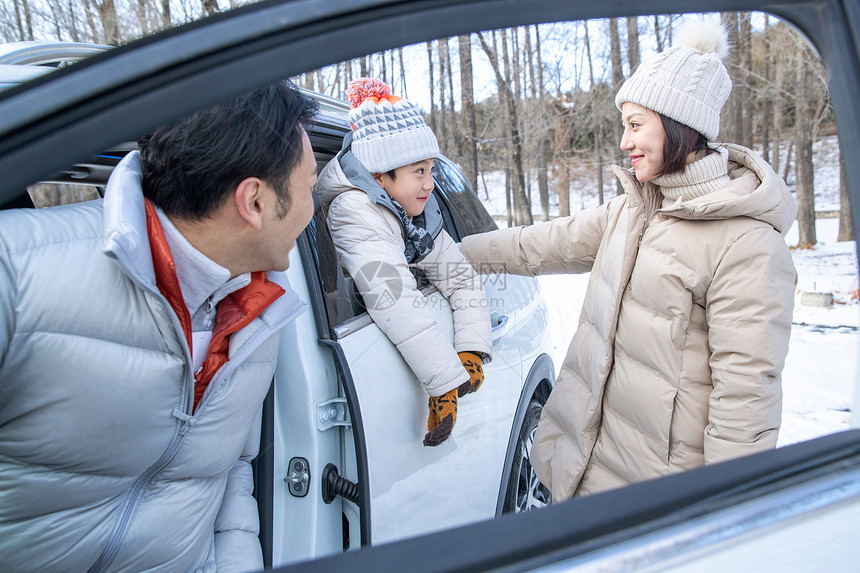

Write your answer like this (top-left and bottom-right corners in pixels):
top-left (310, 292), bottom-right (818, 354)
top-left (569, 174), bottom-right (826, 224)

top-left (140, 81), bottom-right (318, 220)
top-left (655, 113), bottom-right (715, 178)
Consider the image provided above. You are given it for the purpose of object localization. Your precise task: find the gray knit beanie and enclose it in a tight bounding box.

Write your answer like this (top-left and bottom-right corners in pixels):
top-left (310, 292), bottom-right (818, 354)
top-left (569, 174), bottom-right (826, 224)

top-left (615, 20), bottom-right (732, 141)
top-left (346, 78), bottom-right (439, 173)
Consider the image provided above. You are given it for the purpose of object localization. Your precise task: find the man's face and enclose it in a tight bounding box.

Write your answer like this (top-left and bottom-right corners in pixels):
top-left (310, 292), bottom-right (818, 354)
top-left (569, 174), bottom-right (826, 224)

top-left (374, 158), bottom-right (435, 218)
top-left (261, 129), bottom-right (317, 271)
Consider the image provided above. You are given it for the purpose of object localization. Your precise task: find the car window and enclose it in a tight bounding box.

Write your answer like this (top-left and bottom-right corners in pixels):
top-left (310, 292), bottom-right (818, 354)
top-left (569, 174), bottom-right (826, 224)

top-left (26, 182), bottom-right (101, 208)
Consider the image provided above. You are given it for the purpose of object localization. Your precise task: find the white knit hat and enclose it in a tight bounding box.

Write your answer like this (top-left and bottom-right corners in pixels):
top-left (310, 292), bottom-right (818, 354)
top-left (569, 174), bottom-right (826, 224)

top-left (346, 78), bottom-right (439, 173)
top-left (615, 20), bottom-right (732, 141)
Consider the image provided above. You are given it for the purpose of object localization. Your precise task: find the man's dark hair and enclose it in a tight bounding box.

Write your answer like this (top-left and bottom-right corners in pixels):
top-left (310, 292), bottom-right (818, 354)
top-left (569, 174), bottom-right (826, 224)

top-left (656, 113), bottom-right (715, 178)
top-left (139, 81), bottom-right (318, 219)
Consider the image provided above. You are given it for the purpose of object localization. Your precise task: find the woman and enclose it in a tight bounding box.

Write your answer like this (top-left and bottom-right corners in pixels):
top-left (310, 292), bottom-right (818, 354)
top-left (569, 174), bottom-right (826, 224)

top-left (458, 21), bottom-right (797, 501)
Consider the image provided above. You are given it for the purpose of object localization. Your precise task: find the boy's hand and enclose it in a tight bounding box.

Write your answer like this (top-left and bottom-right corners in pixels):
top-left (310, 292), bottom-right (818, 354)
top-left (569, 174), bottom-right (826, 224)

top-left (424, 389), bottom-right (457, 446)
top-left (457, 351), bottom-right (484, 397)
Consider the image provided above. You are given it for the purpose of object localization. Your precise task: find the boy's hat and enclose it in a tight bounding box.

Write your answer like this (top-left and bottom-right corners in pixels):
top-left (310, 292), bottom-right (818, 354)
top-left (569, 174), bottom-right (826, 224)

top-left (615, 20), bottom-right (731, 141)
top-left (346, 78), bottom-right (439, 173)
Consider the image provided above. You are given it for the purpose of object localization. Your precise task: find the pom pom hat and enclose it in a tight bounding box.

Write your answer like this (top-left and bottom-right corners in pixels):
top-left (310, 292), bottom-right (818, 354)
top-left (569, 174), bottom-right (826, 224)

top-left (615, 20), bottom-right (731, 140)
top-left (346, 77), bottom-right (440, 173)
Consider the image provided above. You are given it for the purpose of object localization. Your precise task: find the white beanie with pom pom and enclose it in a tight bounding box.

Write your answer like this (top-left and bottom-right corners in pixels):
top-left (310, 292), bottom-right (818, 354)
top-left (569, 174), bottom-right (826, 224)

top-left (615, 20), bottom-right (731, 140)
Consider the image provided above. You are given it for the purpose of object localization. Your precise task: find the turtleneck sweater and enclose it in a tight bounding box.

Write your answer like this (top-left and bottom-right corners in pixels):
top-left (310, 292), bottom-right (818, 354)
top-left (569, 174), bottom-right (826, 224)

top-left (653, 146), bottom-right (732, 209)
top-left (154, 206), bottom-right (251, 332)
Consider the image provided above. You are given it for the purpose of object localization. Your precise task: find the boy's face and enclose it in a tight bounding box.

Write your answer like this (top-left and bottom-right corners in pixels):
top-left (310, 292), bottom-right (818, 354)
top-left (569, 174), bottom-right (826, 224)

top-left (373, 158), bottom-right (435, 217)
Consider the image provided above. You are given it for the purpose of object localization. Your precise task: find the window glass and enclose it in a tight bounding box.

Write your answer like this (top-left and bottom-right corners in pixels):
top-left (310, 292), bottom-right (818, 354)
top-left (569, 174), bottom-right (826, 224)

top-left (433, 156), bottom-right (498, 237)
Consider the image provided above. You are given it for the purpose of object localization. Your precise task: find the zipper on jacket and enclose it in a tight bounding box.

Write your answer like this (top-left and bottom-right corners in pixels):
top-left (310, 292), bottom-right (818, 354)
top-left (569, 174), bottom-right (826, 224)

top-left (87, 278), bottom-right (301, 571)
top-left (87, 411), bottom-right (195, 573)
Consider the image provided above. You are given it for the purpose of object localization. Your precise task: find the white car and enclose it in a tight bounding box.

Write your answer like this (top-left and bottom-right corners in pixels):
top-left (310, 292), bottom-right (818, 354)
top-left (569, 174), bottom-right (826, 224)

top-left (0, 40), bottom-right (555, 566)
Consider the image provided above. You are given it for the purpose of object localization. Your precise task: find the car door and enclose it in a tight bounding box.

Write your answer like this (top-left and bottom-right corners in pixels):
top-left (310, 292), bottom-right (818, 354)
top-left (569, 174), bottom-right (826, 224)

top-left (324, 155), bottom-right (552, 545)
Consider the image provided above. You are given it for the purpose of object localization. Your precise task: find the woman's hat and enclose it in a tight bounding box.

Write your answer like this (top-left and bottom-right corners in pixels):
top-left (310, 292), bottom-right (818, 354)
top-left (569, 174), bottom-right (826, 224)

top-left (346, 78), bottom-right (440, 173)
top-left (615, 20), bottom-right (732, 141)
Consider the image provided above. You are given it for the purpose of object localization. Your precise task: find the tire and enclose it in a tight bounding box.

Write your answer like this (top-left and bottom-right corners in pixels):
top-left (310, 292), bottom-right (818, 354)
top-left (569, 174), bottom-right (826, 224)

top-left (503, 399), bottom-right (551, 513)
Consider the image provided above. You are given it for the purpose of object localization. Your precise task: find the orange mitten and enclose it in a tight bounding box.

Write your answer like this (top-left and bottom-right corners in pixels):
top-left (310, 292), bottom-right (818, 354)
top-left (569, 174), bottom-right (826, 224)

top-left (424, 388), bottom-right (457, 446)
top-left (457, 351), bottom-right (484, 398)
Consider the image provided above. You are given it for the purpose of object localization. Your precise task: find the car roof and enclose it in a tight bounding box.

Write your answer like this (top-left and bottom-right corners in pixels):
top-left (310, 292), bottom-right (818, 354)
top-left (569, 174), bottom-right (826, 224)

top-left (0, 41), bottom-right (113, 66)
top-left (0, 41), bottom-right (351, 193)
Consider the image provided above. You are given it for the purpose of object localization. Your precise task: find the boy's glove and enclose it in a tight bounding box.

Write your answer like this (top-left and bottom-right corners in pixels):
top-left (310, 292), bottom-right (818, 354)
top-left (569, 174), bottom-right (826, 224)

top-left (457, 351), bottom-right (484, 397)
top-left (424, 388), bottom-right (457, 447)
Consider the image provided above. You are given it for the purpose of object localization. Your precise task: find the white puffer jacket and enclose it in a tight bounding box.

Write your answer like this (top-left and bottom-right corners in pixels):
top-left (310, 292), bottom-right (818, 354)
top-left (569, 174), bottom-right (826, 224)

top-left (460, 144), bottom-right (797, 500)
top-left (316, 147), bottom-right (492, 397)
top-left (0, 152), bottom-right (306, 572)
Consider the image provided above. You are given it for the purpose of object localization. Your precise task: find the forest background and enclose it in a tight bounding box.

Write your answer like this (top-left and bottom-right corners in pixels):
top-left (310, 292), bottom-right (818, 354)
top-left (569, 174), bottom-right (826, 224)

top-left (0, 0), bottom-right (852, 249)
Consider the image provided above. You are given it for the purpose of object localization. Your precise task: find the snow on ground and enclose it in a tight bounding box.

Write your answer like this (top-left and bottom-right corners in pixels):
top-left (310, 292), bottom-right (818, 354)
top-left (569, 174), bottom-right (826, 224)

top-left (473, 135), bottom-right (858, 448)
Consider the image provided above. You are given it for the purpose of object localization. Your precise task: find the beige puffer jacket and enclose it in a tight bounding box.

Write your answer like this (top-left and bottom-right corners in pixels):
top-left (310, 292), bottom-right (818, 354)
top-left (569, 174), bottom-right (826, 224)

top-left (317, 156), bottom-right (492, 397)
top-left (459, 144), bottom-right (797, 501)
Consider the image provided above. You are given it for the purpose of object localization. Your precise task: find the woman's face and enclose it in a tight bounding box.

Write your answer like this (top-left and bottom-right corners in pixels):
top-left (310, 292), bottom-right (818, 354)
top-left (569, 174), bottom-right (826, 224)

top-left (619, 102), bottom-right (666, 183)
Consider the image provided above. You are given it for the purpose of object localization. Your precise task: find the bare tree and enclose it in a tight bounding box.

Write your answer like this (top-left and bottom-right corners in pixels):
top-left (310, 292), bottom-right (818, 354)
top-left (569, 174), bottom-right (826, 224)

top-left (838, 147), bottom-right (854, 242)
top-left (609, 17), bottom-right (625, 195)
top-left (626, 16), bottom-right (640, 71)
top-left (202, 0), bottom-right (219, 16)
top-left (738, 12), bottom-right (753, 148)
top-left (760, 14), bottom-right (772, 165)
top-left (585, 20), bottom-right (605, 205)
top-left (425, 41), bottom-right (437, 134)
top-left (720, 12), bottom-right (741, 143)
top-left (478, 30), bottom-right (531, 226)
top-left (436, 40), bottom-right (449, 156)
top-left (458, 34), bottom-right (479, 194)
top-left (526, 26), bottom-right (550, 220)
top-left (93, 0), bottom-right (120, 44)
top-left (794, 42), bottom-right (816, 248)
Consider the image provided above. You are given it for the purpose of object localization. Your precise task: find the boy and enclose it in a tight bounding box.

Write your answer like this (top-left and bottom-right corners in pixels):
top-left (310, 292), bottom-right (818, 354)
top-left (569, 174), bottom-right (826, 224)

top-left (317, 78), bottom-right (492, 446)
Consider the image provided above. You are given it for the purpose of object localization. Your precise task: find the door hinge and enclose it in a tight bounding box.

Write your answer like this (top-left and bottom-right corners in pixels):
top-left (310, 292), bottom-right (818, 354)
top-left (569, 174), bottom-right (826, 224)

top-left (316, 397), bottom-right (351, 431)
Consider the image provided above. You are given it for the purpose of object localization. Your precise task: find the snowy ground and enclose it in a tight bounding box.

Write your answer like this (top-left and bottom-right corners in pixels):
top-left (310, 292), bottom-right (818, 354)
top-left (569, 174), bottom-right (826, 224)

top-left (473, 135), bottom-right (859, 448)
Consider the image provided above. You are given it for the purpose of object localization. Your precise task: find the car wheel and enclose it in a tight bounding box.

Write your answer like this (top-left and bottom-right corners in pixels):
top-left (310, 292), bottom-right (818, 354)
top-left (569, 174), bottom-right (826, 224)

top-left (503, 399), bottom-right (551, 513)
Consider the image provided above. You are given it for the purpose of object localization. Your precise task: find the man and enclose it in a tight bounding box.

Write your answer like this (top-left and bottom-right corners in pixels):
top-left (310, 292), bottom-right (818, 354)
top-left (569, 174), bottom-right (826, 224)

top-left (0, 82), bottom-right (318, 572)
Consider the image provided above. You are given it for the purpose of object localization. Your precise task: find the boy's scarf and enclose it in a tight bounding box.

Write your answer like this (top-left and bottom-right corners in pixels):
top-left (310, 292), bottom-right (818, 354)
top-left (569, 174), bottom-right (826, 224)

top-left (389, 197), bottom-right (435, 263)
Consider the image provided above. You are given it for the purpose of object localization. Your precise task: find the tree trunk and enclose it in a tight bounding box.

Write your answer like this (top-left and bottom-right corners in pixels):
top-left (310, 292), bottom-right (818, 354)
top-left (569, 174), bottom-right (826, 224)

top-left (654, 15), bottom-right (663, 53)
top-left (458, 35), bottom-right (479, 194)
top-left (436, 40), bottom-right (449, 156)
top-left (838, 148), bottom-right (854, 241)
top-left (22, 0), bottom-right (34, 40)
top-left (739, 12), bottom-right (753, 148)
top-left (47, 1), bottom-right (62, 40)
top-left (781, 140), bottom-right (793, 183)
top-left (478, 31), bottom-right (531, 226)
top-left (527, 26), bottom-right (549, 220)
top-left (720, 12), bottom-right (740, 143)
top-left (761, 15), bottom-right (771, 164)
top-left (137, 0), bottom-right (149, 35)
top-left (425, 41), bottom-right (437, 135)
top-left (202, 0), bottom-right (219, 16)
top-left (557, 162), bottom-right (570, 217)
top-left (399, 47), bottom-right (407, 98)
top-left (795, 51), bottom-right (816, 247)
top-left (444, 39), bottom-right (457, 161)
top-left (161, 0), bottom-right (171, 27)
top-left (96, 0), bottom-right (120, 45)
top-left (585, 21), bottom-right (605, 204)
top-left (772, 39), bottom-right (785, 175)
top-left (535, 27), bottom-right (549, 217)
top-left (609, 18), bottom-right (625, 195)
top-left (626, 17), bottom-right (640, 71)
